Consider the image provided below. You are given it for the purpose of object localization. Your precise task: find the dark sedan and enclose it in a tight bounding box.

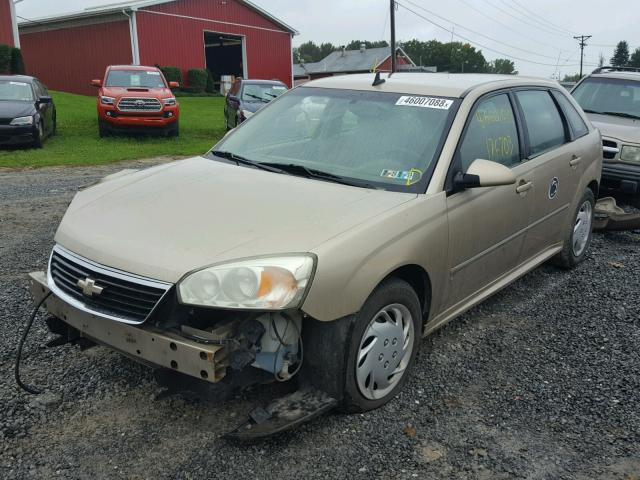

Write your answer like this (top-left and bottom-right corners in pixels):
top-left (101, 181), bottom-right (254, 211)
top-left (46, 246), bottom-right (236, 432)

top-left (224, 79), bottom-right (288, 129)
top-left (0, 75), bottom-right (56, 148)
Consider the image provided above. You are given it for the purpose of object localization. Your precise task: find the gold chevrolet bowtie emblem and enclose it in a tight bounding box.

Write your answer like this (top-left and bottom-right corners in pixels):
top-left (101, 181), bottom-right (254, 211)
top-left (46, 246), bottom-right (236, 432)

top-left (77, 278), bottom-right (104, 297)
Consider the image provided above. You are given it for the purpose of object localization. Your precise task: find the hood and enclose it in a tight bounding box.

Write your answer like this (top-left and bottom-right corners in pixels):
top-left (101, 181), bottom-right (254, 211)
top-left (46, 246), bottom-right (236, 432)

top-left (0, 100), bottom-right (35, 119)
top-left (101, 86), bottom-right (172, 99)
top-left (55, 157), bottom-right (415, 283)
top-left (587, 112), bottom-right (640, 144)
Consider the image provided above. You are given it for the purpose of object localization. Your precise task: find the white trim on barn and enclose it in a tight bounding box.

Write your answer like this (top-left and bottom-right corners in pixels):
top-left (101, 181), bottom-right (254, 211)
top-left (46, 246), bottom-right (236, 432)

top-left (9, 0), bottom-right (20, 48)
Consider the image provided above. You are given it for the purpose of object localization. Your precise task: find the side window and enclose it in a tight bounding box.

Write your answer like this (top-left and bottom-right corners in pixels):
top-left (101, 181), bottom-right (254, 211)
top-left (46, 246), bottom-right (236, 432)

top-left (515, 90), bottom-right (566, 156)
top-left (38, 81), bottom-right (50, 96)
top-left (32, 81), bottom-right (43, 98)
top-left (552, 91), bottom-right (589, 139)
top-left (459, 94), bottom-right (520, 172)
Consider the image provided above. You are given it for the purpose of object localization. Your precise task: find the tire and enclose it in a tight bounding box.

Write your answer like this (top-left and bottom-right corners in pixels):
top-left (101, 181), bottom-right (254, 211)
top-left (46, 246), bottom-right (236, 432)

top-left (302, 278), bottom-right (422, 413)
top-left (51, 112), bottom-right (57, 136)
top-left (32, 121), bottom-right (44, 148)
top-left (98, 120), bottom-right (110, 138)
top-left (168, 121), bottom-right (179, 138)
top-left (553, 189), bottom-right (595, 269)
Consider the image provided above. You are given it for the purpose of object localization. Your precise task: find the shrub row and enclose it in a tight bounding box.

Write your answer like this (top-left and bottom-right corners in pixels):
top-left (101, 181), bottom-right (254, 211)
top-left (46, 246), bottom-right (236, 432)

top-left (0, 45), bottom-right (26, 75)
top-left (157, 66), bottom-right (219, 94)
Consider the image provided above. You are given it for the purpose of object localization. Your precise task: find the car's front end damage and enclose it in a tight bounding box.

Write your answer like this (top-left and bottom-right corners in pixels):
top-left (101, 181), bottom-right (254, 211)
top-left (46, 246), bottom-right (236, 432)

top-left (29, 244), bottom-right (308, 388)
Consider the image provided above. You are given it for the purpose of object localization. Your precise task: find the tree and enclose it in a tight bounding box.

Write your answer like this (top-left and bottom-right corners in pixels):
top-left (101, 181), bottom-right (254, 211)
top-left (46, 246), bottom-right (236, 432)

top-left (400, 39), bottom-right (493, 73)
top-left (610, 41), bottom-right (630, 67)
top-left (488, 58), bottom-right (517, 75)
top-left (345, 40), bottom-right (389, 50)
top-left (563, 73), bottom-right (582, 83)
top-left (629, 48), bottom-right (640, 68)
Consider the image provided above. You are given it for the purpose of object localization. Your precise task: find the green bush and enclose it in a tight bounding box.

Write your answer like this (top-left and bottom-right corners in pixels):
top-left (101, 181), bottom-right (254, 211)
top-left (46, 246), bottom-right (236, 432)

top-left (10, 48), bottom-right (26, 75)
top-left (187, 68), bottom-right (208, 93)
top-left (205, 70), bottom-right (216, 94)
top-left (159, 66), bottom-right (182, 86)
top-left (0, 45), bottom-right (11, 74)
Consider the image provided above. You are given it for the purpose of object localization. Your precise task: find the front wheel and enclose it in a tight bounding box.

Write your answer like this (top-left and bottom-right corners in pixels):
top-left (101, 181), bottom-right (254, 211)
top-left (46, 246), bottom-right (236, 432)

top-left (167, 121), bottom-right (179, 138)
top-left (32, 121), bottom-right (44, 148)
top-left (303, 278), bottom-right (422, 413)
top-left (98, 120), bottom-right (110, 138)
top-left (553, 189), bottom-right (595, 269)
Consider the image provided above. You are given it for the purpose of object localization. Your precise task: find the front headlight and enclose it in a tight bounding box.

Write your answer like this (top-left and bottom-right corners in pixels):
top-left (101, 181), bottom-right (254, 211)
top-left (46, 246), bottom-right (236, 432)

top-left (163, 97), bottom-right (177, 106)
top-left (10, 116), bottom-right (33, 126)
top-left (620, 145), bottom-right (640, 163)
top-left (241, 109), bottom-right (254, 119)
top-left (178, 256), bottom-right (315, 310)
top-left (100, 96), bottom-right (115, 105)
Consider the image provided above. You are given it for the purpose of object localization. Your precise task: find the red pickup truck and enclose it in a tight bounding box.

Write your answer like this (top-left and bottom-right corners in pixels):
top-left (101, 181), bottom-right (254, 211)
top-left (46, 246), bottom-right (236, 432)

top-left (91, 65), bottom-right (180, 137)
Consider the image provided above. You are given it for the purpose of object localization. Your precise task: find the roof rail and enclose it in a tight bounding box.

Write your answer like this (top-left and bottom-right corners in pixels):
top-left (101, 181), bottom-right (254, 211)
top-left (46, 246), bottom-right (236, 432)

top-left (592, 65), bottom-right (640, 74)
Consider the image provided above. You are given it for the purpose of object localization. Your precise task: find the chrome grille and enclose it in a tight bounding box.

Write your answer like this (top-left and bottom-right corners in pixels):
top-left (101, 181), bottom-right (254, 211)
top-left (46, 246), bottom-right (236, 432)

top-left (48, 246), bottom-right (171, 324)
top-left (603, 139), bottom-right (619, 160)
top-left (117, 97), bottom-right (162, 112)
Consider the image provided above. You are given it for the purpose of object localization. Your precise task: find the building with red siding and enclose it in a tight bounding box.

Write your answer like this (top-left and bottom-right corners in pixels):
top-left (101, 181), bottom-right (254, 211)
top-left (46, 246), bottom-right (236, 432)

top-left (0, 0), bottom-right (19, 47)
top-left (18, 0), bottom-right (297, 96)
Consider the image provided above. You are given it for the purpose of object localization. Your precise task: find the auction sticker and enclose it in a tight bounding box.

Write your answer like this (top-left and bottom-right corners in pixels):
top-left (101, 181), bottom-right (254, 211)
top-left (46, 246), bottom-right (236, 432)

top-left (396, 96), bottom-right (453, 110)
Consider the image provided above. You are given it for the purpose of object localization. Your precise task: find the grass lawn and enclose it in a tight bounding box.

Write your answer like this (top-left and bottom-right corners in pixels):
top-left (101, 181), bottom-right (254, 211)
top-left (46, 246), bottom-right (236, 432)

top-left (0, 91), bottom-right (226, 168)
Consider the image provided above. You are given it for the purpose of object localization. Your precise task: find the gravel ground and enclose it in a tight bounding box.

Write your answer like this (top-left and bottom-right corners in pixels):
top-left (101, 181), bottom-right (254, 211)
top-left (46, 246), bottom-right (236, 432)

top-left (1, 159), bottom-right (639, 480)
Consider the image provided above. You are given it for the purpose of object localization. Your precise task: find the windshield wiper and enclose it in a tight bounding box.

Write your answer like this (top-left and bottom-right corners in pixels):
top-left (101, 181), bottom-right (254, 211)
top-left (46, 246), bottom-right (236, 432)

top-left (264, 92), bottom-right (278, 98)
top-left (210, 151), bottom-right (285, 174)
top-left (601, 111), bottom-right (640, 120)
top-left (244, 93), bottom-right (268, 103)
top-left (261, 163), bottom-right (375, 188)
top-left (583, 109), bottom-right (603, 114)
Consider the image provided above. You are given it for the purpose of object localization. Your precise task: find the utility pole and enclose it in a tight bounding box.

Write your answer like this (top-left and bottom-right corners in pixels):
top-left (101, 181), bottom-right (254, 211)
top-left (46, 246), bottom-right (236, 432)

top-left (574, 35), bottom-right (592, 78)
top-left (390, 0), bottom-right (397, 73)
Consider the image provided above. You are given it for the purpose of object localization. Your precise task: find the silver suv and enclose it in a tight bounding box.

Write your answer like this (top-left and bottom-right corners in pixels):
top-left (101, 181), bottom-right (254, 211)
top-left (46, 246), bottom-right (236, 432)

top-left (572, 67), bottom-right (640, 195)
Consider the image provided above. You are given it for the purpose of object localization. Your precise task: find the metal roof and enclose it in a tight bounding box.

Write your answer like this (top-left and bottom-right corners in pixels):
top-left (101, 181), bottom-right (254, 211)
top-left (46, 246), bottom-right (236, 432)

top-left (294, 47), bottom-right (415, 76)
top-left (18, 0), bottom-right (297, 35)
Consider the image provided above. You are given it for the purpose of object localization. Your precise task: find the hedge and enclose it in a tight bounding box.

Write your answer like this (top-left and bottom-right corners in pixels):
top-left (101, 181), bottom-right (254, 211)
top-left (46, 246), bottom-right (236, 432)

top-left (158, 66), bottom-right (182, 85)
top-left (205, 70), bottom-right (216, 94)
top-left (10, 48), bottom-right (26, 75)
top-left (187, 68), bottom-right (208, 93)
top-left (0, 45), bottom-right (11, 74)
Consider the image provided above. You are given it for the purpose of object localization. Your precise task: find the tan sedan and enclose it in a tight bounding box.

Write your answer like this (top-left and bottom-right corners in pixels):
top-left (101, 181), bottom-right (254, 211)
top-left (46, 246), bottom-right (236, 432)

top-left (28, 73), bottom-right (601, 413)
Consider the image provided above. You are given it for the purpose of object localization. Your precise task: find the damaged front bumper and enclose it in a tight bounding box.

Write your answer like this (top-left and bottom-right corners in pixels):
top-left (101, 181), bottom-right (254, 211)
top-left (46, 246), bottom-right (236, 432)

top-left (29, 271), bottom-right (228, 383)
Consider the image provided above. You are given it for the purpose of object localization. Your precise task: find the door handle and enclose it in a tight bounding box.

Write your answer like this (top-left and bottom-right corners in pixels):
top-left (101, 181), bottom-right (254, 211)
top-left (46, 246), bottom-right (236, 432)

top-left (569, 156), bottom-right (582, 168)
top-left (516, 180), bottom-right (533, 194)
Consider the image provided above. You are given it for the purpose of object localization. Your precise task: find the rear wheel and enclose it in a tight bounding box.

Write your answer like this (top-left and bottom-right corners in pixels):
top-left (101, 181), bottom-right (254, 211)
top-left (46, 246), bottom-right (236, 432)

top-left (553, 189), bottom-right (595, 269)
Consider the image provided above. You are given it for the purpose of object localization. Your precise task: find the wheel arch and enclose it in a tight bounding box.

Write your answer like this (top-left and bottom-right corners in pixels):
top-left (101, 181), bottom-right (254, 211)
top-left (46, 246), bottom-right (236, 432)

top-left (381, 264), bottom-right (432, 327)
top-left (587, 179), bottom-right (599, 198)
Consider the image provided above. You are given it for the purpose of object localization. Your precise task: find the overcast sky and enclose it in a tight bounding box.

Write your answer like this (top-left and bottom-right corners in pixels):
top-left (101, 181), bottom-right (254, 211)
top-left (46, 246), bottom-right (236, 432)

top-left (15, 0), bottom-right (639, 78)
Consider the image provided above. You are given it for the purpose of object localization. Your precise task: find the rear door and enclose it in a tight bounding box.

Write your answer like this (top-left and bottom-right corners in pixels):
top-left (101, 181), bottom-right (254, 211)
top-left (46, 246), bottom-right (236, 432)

top-left (513, 89), bottom-right (584, 261)
top-left (444, 92), bottom-right (536, 309)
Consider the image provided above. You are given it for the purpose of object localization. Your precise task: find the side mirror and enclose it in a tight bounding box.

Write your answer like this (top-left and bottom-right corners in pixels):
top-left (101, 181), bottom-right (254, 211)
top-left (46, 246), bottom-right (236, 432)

top-left (91, 79), bottom-right (102, 87)
top-left (37, 96), bottom-right (53, 104)
top-left (169, 81), bottom-right (179, 89)
top-left (454, 159), bottom-right (517, 189)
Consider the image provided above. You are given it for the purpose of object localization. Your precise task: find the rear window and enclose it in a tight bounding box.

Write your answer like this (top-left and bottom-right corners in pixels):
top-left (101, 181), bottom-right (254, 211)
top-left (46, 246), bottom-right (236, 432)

top-left (106, 70), bottom-right (166, 88)
top-left (516, 90), bottom-right (566, 156)
top-left (552, 91), bottom-right (589, 139)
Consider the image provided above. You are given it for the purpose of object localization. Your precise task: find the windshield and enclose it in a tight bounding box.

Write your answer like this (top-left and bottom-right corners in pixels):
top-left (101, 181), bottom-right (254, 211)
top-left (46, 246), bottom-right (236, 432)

top-left (573, 77), bottom-right (640, 118)
top-left (105, 70), bottom-right (166, 88)
top-left (0, 80), bottom-right (34, 102)
top-left (242, 83), bottom-right (288, 102)
top-left (213, 87), bottom-right (456, 192)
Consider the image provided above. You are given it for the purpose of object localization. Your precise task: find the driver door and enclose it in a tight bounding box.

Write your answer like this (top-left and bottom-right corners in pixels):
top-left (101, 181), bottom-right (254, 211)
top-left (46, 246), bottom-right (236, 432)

top-left (444, 92), bottom-right (536, 310)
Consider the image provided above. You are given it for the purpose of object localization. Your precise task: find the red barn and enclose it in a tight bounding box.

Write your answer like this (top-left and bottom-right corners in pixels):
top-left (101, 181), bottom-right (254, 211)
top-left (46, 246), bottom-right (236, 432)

top-left (0, 0), bottom-right (19, 47)
top-left (18, 0), bottom-right (297, 95)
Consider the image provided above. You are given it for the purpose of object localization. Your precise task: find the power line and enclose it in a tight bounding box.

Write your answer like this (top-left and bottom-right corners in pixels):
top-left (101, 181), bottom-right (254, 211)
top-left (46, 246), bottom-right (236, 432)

top-left (510, 0), bottom-right (579, 36)
top-left (403, 0), bottom-right (563, 61)
top-left (396, 1), bottom-right (594, 68)
top-left (478, 0), bottom-right (572, 39)
top-left (498, 0), bottom-right (577, 37)
top-left (456, 0), bottom-right (571, 55)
